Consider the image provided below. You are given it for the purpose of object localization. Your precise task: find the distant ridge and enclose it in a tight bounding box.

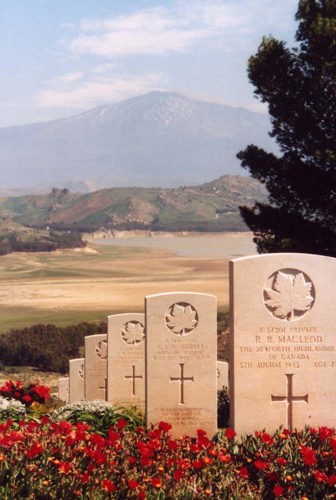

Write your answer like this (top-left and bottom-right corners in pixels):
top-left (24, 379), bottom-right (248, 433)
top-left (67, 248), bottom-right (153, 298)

top-left (0, 91), bottom-right (275, 191)
top-left (0, 175), bottom-right (268, 233)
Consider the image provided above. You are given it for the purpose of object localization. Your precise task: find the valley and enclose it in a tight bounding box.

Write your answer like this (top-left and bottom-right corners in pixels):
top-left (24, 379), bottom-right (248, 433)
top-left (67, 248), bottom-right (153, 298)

top-left (0, 232), bottom-right (256, 332)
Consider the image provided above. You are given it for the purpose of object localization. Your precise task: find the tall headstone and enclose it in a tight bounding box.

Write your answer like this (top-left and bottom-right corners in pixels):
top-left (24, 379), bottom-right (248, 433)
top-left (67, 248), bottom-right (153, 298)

top-left (230, 253), bottom-right (336, 435)
top-left (146, 292), bottom-right (217, 437)
top-left (85, 334), bottom-right (107, 401)
top-left (107, 313), bottom-right (145, 409)
top-left (58, 377), bottom-right (69, 403)
top-left (217, 361), bottom-right (229, 391)
top-left (69, 358), bottom-right (85, 403)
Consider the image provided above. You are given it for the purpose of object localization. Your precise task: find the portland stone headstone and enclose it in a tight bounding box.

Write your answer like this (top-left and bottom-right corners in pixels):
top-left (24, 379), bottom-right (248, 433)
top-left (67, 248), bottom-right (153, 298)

top-left (146, 292), bottom-right (217, 437)
top-left (230, 253), bottom-right (336, 435)
top-left (85, 334), bottom-right (107, 401)
top-left (69, 358), bottom-right (85, 403)
top-left (58, 377), bottom-right (69, 403)
top-left (107, 313), bottom-right (145, 409)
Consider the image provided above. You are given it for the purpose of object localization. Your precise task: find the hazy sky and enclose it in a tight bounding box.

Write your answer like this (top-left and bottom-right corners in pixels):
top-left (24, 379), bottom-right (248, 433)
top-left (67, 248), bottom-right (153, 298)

top-left (1, 0), bottom-right (298, 128)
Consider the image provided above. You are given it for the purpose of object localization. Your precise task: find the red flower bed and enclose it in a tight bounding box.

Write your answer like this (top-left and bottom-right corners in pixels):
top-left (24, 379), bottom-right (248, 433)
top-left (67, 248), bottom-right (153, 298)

top-left (0, 415), bottom-right (335, 498)
top-left (0, 380), bottom-right (50, 407)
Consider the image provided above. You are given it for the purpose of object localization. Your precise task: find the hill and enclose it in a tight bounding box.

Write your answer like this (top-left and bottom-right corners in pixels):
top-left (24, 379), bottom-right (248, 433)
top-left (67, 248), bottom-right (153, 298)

top-left (0, 91), bottom-right (275, 191)
top-left (0, 175), bottom-right (267, 234)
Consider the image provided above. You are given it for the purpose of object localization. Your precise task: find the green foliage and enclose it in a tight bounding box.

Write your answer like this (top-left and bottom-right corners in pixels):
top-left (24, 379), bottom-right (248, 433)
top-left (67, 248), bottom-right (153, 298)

top-left (51, 400), bottom-right (144, 435)
top-left (0, 321), bottom-right (107, 372)
top-left (217, 387), bottom-right (230, 428)
top-left (0, 229), bottom-right (85, 255)
top-left (238, 0), bottom-right (336, 256)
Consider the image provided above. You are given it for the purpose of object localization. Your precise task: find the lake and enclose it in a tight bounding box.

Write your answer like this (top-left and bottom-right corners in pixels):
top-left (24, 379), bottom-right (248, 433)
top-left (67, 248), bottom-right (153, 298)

top-left (90, 232), bottom-right (257, 259)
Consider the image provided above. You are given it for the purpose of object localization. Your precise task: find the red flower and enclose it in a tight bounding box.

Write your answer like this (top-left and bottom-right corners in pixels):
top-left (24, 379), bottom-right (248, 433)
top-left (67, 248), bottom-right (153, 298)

top-left (218, 453), bottom-right (231, 463)
top-left (90, 433), bottom-right (106, 447)
top-left (328, 475), bottom-right (336, 485)
top-left (313, 470), bottom-right (328, 483)
top-left (148, 438), bottom-right (161, 451)
top-left (192, 460), bottom-right (203, 470)
top-left (141, 457), bottom-right (152, 467)
top-left (168, 439), bottom-right (179, 451)
top-left (23, 395), bottom-right (32, 403)
top-left (117, 418), bottom-right (128, 430)
top-left (159, 421), bottom-right (172, 432)
top-left (261, 432), bottom-right (274, 445)
top-left (101, 479), bottom-right (116, 493)
top-left (254, 459), bottom-right (269, 471)
top-left (58, 461), bottom-right (72, 474)
top-left (273, 485), bottom-right (284, 497)
top-left (239, 467), bottom-right (249, 479)
top-left (151, 478), bottom-right (162, 489)
top-left (225, 428), bottom-right (236, 440)
top-left (81, 471), bottom-right (89, 484)
top-left (196, 429), bottom-right (207, 437)
top-left (300, 446), bottom-right (317, 466)
top-left (27, 442), bottom-right (44, 459)
top-left (174, 469), bottom-right (185, 481)
top-left (276, 457), bottom-right (287, 466)
top-left (128, 479), bottom-right (139, 490)
top-left (32, 384), bottom-right (50, 400)
top-left (318, 426), bottom-right (333, 441)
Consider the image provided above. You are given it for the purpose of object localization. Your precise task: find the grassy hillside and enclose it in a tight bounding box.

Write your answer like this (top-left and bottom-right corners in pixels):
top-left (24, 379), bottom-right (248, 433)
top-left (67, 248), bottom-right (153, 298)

top-left (0, 176), bottom-right (267, 233)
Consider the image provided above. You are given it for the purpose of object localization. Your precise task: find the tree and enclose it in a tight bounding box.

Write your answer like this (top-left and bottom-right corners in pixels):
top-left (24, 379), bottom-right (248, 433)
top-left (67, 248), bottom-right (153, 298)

top-left (237, 0), bottom-right (336, 256)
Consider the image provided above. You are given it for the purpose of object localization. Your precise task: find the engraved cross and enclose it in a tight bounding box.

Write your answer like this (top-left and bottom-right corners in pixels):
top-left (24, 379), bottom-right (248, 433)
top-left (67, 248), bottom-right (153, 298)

top-left (99, 378), bottom-right (107, 401)
top-left (170, 363), bottom-right (194, 404)
top-left (271, 373), bottom-right (308, 431)
top-left (125, 365), bottom-right (143, 396)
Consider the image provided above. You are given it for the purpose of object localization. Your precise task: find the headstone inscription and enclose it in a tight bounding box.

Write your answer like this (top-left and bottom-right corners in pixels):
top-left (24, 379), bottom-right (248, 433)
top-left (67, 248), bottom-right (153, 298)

top-left (69, 358), bottom-right (85, 403)
top-left (107, 313), bottom-right (145, 409)
top-left (58, 377), bottom-right (69, 403)
top-left (85, 334), bottom-right (107, 401)
top-left (230, 253), bottom-right (336, 435)
top-left (145, 292), bottom-right (217, 437)
top-left (217, 361), bottom-right (229, 391)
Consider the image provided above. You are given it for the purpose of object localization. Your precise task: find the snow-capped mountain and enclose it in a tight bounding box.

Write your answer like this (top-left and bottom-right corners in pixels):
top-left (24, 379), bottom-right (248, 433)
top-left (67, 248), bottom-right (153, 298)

top-left (0, 91), bottom-right (275, 190)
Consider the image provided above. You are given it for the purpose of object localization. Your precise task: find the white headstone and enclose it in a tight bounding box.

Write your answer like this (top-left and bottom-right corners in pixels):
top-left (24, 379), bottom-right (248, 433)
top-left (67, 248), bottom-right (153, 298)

top-left (58, 377), bottom-right (69, 403)
top-left (230, 253), bottom-right (336, 434)
top-left (85, 334), bottom-right (107, 400)
top-left (145, 292), bottom-right (217, 437)
top-left (69, 358), bottom-right (85, 403)
top-left (107, 313), bottom-right (145, 409)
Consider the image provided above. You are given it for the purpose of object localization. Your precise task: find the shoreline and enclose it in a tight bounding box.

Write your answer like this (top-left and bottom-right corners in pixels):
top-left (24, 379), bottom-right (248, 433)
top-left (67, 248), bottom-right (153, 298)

top-left (84, 230), bottom-right (254, 240)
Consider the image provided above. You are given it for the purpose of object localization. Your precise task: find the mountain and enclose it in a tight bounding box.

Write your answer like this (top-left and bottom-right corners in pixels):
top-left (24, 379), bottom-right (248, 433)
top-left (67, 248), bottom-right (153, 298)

top-left (0, 92), bottom-right (275, 191)
top-left (0, 175), bottom-right (268, 233)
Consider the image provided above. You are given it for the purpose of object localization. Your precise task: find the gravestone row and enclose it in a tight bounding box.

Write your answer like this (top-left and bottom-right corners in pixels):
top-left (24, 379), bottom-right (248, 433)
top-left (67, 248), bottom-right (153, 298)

top-left (58, 254), bottom-right (336, 436)
top-left (59, 292), bottom-right (222, 437)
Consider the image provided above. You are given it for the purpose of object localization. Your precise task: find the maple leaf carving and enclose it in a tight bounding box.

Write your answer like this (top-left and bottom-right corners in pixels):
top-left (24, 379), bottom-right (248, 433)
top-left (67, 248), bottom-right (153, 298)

top-left (78, 363), bottom-right (85, 379)
top-left (95, 340), bottom-right (107, 359)
top-left (165, 303), bottom-right (198, 335)
top-left (121, 321), bottom-right (145, 345)
top-left (264, 271), bottom-right (314, 320)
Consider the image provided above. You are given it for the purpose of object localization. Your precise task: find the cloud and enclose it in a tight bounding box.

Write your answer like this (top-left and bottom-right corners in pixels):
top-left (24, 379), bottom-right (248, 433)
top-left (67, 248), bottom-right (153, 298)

top-left (48, 72), bottom-right (84, 84)
top-left (68, 0), bottom-right (297, 59)
top-left (70, 7), bottom-right (209, 57)
top-left (36, 73), bottom-right (165, 109)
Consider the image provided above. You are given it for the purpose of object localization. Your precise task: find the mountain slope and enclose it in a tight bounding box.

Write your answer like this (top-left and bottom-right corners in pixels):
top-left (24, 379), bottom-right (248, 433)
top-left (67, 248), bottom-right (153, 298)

top-left (0, 175), bottom-right (268, 233)
top-left (0, 92), bottom-right (275, 190)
